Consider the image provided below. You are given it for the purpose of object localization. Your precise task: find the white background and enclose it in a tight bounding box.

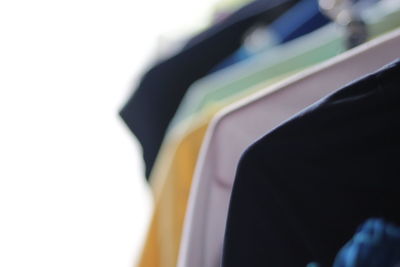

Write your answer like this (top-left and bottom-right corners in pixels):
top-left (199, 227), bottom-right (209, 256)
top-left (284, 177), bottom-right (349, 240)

top-left (0, 0), bottom-right (219, 266)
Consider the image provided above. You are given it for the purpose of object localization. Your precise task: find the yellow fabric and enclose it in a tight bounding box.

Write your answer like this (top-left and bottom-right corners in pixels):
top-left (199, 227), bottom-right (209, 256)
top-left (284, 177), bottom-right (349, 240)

top-left (136, 72), bottom-right (299, 267)
top-left (137, 121), bottom-right (208, 267)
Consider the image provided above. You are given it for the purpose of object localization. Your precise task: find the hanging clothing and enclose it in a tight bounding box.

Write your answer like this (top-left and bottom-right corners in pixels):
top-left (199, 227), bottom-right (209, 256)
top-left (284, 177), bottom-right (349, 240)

top-left (222, 59), bottom-right (400, 267)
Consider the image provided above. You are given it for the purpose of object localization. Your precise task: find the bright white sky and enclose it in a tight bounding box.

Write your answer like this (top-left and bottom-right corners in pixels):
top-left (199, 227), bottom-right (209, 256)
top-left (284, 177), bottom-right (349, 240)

top-left (0, 0), bottom-right (219, 266)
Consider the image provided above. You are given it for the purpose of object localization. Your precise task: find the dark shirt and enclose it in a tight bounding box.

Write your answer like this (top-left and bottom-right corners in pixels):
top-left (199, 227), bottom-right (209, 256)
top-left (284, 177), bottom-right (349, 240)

top-left (120, 0), bottom-right (300, 180)
top-left (222, 59), bottom-right (400, 267)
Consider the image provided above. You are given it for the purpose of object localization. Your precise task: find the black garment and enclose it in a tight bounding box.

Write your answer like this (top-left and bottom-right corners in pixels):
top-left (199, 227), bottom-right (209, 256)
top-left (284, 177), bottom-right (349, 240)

top-left (120, 0), bottom-right (300, 180)
top-left (222, 59), bottom-right (400, 267)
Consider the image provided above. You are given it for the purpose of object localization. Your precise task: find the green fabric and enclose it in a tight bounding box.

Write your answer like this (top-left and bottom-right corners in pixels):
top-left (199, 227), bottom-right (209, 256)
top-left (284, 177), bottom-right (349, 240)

top-left (203, 70), bottom-right (299, 112)
top-left (198, 37), bottom-right (340, 109)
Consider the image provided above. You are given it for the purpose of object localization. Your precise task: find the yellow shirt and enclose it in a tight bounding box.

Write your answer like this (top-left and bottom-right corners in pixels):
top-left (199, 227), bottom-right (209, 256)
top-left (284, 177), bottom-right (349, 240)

top-left (137, 120), bottom-right (208, 267)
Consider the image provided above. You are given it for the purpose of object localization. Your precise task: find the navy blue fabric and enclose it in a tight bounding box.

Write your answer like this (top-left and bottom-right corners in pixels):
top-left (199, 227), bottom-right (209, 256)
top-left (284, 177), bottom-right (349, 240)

top-left (120, 0), bottom-right (300, 180)
top-left (212, 0), bottom-right (329, 71)
top-left (222, 59), bottom-right (400, 267)
top-left (333, 219), bottom-right (400, 267)
top-left (272, 0), bottom-right (329, 42)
